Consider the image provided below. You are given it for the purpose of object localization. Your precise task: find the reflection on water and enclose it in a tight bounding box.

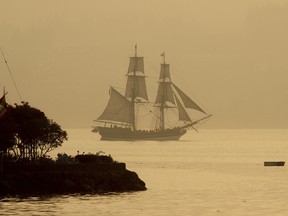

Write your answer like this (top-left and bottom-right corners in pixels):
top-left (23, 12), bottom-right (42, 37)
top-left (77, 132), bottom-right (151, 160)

top-left (1, 129), bottom-right (288, 215)
top-left (0, 196), bottom-right (62, 215)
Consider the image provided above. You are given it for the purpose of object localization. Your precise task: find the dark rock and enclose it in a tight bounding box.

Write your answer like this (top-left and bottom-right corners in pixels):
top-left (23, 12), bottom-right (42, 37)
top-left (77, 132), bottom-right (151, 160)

top-left (80, 184), bottom-right (95, 193)
top-left (64, 179), bottom-right (77, 189)
top-left (0, 162), bottom-right (146, 197)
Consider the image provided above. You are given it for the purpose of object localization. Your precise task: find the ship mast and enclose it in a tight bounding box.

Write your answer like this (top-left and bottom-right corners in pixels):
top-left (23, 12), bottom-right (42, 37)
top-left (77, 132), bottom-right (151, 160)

top-left (123, 45), bottom-right (148, 130)
top-left (155, 52), bottom-right (177, 130)
top-left (131, 45), bottom-right (137, 131)
top-left (159, 52), bottom-right (166, 130)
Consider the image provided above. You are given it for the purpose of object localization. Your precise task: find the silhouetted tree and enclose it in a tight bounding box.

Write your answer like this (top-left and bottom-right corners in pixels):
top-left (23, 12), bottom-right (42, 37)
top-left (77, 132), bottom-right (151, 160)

top-left (0, 102), bottom-right (67, 161)
top-left (0, 106), bottom-right (16, 152)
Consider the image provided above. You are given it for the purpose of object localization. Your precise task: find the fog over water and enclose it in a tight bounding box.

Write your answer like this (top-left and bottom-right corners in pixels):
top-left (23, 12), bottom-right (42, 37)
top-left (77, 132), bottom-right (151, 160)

top-left (0, 0), bottom-right (288, 129)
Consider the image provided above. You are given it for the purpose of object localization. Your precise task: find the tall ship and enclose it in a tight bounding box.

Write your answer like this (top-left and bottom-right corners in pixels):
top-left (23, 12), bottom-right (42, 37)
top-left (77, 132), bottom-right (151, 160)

top-left (93, 47), bottom-right (211, 140)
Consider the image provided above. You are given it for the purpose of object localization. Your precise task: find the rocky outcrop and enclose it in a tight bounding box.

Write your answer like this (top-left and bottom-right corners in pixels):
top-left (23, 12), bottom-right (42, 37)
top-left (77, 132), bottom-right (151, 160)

top-left (0, 163), bottom-right (146, 196)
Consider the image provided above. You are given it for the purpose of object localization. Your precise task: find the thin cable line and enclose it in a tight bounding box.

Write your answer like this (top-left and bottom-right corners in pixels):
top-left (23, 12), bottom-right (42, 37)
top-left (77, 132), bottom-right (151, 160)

top-left (0, 47), bottom-right (23, 102)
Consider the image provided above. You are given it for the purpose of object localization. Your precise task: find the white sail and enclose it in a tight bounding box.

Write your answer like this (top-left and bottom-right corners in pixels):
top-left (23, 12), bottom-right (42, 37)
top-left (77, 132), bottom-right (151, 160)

top-left (125, 75), bottom-right (148, 101)
top-left (97, 87), bottom-right (132, 124)
top-left (172, 83), bottom-right (206, 114)
top-left (175, 95), bottom-right (191, 122)
top-left (128, 57), bottom-right (144, 74)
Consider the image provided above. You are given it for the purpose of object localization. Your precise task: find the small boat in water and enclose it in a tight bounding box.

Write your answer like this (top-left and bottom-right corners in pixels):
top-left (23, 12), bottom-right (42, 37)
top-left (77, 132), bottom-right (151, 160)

top-left (264, 161), bottom-right (285, 166)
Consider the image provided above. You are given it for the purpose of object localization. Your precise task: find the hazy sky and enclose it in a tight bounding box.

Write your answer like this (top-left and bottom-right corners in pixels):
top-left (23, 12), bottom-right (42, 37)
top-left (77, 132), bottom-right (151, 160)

top-left (1, 0), bottom-right (288, 129)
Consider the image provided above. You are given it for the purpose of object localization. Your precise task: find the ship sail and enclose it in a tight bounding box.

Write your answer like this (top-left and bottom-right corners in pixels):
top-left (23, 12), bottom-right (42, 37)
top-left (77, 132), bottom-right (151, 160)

top-left (127, 56), bottom-right (144, 74)
top-left (97, 87), bottom-right (132, 124)
top-left (155, 82), bottom-right (175, 106)
top-left (159, 63), bottom-right (171, 81)
top-left (154, 63), bottom-right (175, 106)
top-left (93, 48), bottom-right (211, 141)
top-left (172, 83), bottom-right (206, 114)
top-left (125, 57), bottom-right (148, 101)
top-left (154, 57), bottom-right (208, 130)
top-left (125, 76), bottom-right (148, 101)
top-left (174, 95), bottom-right (191, 122)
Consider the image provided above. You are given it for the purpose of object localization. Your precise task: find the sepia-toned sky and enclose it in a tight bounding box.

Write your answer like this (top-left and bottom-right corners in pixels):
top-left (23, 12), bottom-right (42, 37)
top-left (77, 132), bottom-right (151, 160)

top-left (1, 0), bottom-right (288, 129)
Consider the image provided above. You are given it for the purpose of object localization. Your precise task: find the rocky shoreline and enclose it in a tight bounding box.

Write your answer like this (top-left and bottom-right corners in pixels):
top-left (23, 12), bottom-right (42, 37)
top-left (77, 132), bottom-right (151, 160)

top-left (0, 162), bottom-right (146, 197)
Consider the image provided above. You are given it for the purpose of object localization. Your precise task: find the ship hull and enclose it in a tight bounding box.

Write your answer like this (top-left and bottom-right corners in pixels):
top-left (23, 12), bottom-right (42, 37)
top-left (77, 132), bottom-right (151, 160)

top-left (97, 127), bottom-right (187, 141)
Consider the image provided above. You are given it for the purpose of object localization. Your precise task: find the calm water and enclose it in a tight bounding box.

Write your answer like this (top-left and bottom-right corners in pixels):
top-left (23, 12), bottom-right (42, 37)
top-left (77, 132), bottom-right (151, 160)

top-left (1, 129), bottom-right (288, 215)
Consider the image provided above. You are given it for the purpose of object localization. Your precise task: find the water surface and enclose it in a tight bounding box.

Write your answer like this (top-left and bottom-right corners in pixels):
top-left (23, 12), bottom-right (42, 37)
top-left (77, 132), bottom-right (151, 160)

top-left (1, 129), bottom-right (288, 215)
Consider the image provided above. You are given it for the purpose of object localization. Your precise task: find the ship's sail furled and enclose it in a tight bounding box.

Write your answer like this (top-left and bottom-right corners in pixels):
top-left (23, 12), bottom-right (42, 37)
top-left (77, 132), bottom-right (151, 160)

top-left (97, 87), bottom-right (132, 124)
top-left (125, 57), bottom-right (148, 101)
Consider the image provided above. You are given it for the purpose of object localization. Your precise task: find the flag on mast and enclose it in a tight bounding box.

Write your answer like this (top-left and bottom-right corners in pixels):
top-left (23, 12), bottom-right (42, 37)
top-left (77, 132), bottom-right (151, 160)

top-left (0, 93), bottom-right (8, 118)
top-left (135, 43), bottom-right (137, 56)
top-left (161, 52), bottom-right (165, 63)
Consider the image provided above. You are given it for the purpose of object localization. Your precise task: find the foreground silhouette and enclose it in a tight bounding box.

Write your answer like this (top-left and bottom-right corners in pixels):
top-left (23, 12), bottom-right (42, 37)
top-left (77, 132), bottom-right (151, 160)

top-left (0, 102), bottom-right (146, 197)
top-left (0, 153), bottom-right (146, 197)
